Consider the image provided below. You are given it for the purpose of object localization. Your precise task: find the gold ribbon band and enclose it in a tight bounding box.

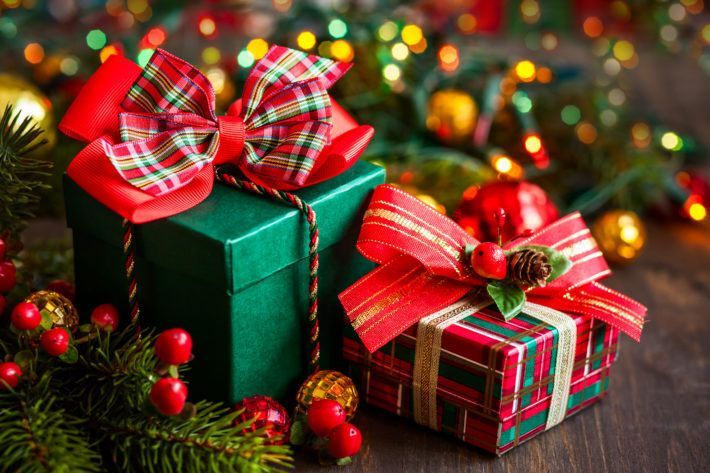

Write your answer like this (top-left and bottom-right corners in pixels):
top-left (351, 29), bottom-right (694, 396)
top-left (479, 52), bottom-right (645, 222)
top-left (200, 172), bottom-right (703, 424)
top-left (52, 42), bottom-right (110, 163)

top-left (412, 298), bottom-right (577, 431)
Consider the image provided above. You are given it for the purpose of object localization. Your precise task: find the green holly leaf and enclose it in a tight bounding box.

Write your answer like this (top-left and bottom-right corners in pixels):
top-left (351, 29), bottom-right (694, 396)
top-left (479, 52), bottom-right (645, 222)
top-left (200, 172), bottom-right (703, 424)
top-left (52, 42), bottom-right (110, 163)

top-left (168, 365), bottom-right (179, 379)
top-left (13, 350), bottom-right (34, 371)
top-left (335, 457), bottom-right (353, 466)
top-left (40, 310), bottom-right (54, 330)
top-left (487, 282), bottom-right (526, 321)
top-left (289, 419), bottom-right (308, 446)
top-left (78, 323), bottom-right (94, 333)
top-left (521, 245), bottom-right (573, 282)
top-left (59, 345), bottom-right (79, 364)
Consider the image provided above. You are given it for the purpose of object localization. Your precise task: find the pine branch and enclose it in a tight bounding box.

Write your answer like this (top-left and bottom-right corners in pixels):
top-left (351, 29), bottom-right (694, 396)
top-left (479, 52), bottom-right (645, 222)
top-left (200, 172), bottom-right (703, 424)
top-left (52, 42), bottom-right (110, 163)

top-left (98, 402), bottom-right (293, 473)
top-left (0, 374), bottom-right (101, 473)
top-left (0, 104), bottom-right (51, 237)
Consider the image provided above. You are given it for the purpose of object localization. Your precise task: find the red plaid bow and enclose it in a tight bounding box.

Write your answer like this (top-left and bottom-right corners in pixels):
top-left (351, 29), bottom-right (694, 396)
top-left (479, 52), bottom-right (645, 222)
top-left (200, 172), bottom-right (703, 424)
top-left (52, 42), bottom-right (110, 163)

top-left (60, 46), bottom-right (373, 223)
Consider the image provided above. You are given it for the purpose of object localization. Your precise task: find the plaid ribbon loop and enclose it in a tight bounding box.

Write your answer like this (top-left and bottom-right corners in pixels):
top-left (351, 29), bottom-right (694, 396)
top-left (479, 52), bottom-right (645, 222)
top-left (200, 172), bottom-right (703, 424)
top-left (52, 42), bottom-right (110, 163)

top-left (101, 47), bottom-right (351, 196)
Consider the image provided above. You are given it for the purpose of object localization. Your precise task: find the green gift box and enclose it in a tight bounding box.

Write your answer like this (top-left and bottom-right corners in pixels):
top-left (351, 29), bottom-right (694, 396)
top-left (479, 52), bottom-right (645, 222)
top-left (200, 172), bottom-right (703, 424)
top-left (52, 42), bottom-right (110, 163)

top-left (64, 161), bottom-right (385, 404)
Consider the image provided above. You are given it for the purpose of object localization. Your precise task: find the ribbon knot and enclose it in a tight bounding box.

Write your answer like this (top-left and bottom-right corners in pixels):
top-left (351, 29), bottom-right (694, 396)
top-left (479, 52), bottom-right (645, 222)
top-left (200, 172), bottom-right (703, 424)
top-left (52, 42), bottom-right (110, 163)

top-left (60, 46), bottom-right (374, 223)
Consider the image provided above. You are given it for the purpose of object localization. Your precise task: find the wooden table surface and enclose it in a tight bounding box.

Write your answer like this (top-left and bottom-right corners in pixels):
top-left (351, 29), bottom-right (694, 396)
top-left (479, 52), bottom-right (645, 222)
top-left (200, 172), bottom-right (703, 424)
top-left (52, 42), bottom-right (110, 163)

top-left (296, 45), bottom-right (710, 473)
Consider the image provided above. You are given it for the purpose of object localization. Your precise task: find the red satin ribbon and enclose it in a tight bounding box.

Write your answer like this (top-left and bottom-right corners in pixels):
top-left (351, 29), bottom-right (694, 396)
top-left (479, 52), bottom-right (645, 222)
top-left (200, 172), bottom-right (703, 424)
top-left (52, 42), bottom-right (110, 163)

top-left (339, 185), bottom-right (646, 353)
top-left (59, 55), bottom-right (374, 223)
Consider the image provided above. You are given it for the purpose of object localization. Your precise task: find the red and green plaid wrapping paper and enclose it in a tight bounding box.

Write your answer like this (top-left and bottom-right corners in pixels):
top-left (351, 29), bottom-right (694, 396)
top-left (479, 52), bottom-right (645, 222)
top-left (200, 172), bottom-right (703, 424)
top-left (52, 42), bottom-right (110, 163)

top-left (343, 306), bottom-right (619, 455)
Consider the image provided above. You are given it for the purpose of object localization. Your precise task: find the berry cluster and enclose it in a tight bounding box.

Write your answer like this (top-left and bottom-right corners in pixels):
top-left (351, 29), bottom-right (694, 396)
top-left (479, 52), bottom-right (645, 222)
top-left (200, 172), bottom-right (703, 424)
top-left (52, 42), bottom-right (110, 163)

top-left (305, 399), bottom-right (362, 463)
top-left (0, 237), bottom-right (17, 316)
top-left (149, 328), bottom-right (193, 416)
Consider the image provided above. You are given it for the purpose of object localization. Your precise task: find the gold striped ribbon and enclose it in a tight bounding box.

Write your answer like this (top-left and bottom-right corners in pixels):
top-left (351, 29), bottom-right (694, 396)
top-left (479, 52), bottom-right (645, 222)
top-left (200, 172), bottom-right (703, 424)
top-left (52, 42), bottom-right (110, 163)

top-left (412, 297), bottom-right (577, 431)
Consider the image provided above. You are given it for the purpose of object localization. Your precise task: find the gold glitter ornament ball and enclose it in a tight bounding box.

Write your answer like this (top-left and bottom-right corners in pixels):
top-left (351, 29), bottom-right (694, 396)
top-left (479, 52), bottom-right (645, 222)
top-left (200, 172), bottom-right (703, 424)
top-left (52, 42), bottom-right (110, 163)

top-left (426, 89), bottom-right (478, 144)
top-left (24, 290), bottom-right (79, 332)
top-left (591, 210), bottom-right (646, 264)
top-left (0, 74), bottom-right (56, 155)
top-left (295, 370), bottom-right (359, 420)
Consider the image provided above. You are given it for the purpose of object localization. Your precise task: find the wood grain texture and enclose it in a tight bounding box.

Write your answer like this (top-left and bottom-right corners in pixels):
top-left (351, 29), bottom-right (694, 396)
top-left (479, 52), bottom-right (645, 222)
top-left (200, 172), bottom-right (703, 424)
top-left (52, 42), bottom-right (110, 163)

top-left (296, 44), bottom-right (710, 472)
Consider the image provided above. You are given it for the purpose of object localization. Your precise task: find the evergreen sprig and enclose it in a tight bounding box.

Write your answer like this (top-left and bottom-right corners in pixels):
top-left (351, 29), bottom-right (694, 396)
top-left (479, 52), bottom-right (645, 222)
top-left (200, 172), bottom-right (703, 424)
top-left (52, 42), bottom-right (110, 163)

top-left (0, 104), bottom-right (51, 237)
top-left (0, 374), bottom-right (101, 473)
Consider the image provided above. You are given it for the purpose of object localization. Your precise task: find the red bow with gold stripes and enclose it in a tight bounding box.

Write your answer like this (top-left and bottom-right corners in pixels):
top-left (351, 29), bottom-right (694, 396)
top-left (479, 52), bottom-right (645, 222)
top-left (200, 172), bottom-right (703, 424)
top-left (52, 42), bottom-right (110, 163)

top-left (339, 185), bottom-right (646, 353)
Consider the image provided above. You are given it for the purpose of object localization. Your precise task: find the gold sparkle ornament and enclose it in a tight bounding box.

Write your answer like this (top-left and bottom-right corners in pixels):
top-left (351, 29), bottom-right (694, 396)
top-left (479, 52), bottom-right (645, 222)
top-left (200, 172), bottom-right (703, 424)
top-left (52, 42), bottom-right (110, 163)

top-left (591, 210), bottom-right (646, 264)
top-left (24, 290), bottom-right (79, 332)
top-left (0, 74), bottom-right (56, 155)
top-left (426, 89), bottom-right (478, 144)
top-left (295, 370), bottom-right (359, 420)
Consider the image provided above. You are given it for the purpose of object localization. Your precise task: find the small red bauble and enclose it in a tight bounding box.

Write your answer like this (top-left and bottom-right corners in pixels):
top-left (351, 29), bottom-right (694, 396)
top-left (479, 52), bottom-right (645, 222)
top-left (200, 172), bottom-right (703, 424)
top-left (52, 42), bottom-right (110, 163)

top-left (46, 280), bottom-right (76, 302)
top-left (233, 395), bottom-right (290, 444)
top-left (0, 260), bottom-right (17, 293)
top-left (307, 399), bottom-right (346, 437)
top-left (41, 328), bottom-right (70, 356)
top-left (471, 242), bottom-right (507, 280)
top-left (150, 378), bottom-right (188, 416)
top-left (155, 328), bottom-right (193, 365)
top-left (327, 423), bottom-right (362, 459)
top-left (91, 304), bottom-right (120, 332)
top-left (11, 301), bottom-right (42, 331)
top-left (0, 238), bottom-right (6, 260)
top-left (0, 361), bottom-right (22, 390)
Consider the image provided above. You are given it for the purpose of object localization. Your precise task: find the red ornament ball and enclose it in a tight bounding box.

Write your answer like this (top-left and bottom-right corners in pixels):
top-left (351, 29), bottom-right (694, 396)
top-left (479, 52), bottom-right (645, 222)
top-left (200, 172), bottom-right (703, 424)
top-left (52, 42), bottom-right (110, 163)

top-left (155, 328), bottom-right (192, 365)
top-left (11, 301), bottom-right (42, 331)
top-left (471, 242), bottom-right (507, 280)
top-left (40, 327), bottom-right (70, 356)
top-left (454, 181), bottom-right (559, 243)
top-left (150, 378), bottom-right (188, 416)
top-left (46, 280), bottom-right (76, 302)
top-left (0, 361), bottom-right (22, 390)
top-left (307, 399), bottom-right (346, 437)
top-left (0, 260), bottom-right (17, 293)
top-left (327, 423), bottom-right (362, 459)
top-left (233, 395), bottom-right (290, 444)
top-left (0, 238), bottom-right (6, 260)
top-left (91, 304), bottom-right (120, 332)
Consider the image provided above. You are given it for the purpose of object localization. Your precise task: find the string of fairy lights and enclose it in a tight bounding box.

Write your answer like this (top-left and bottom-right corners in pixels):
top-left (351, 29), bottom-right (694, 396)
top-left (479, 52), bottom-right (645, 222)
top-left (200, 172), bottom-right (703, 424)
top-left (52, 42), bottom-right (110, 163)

top-left (0, 0), bottom-right (708, 225)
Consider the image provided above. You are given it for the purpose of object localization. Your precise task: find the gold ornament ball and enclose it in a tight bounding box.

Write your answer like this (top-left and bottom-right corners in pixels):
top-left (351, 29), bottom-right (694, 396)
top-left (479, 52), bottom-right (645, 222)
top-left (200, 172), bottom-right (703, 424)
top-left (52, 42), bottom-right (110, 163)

top-left (24, 290), bottom-right (79, 332)
top-left (592, 210), bottom-right (647, 264)
top-left (426, 89), bottom-right (478, 143)
top-left (295, 370), bottom-right (359, 420)
top-left (0, 74), bottom-right (56, 154)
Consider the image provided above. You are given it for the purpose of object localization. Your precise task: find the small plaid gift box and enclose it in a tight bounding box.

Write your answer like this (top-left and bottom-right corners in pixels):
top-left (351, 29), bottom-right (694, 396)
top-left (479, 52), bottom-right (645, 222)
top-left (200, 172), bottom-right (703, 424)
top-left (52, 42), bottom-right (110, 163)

top-left (339, 185), bottom-right (646, 454)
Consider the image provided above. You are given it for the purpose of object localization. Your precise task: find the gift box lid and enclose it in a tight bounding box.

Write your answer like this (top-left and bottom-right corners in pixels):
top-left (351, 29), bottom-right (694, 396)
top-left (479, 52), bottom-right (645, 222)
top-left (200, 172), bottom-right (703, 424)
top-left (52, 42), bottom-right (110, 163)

top-left (344, 303), bottom-right (618, 424)
top-left (65, 161), bottom-right (385, 294)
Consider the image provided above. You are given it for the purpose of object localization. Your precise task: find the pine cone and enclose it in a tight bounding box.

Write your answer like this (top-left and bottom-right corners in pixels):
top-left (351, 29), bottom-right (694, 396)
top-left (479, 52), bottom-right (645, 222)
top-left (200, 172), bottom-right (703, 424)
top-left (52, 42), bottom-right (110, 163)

top-left (507, 249), bottom-right (552, 287)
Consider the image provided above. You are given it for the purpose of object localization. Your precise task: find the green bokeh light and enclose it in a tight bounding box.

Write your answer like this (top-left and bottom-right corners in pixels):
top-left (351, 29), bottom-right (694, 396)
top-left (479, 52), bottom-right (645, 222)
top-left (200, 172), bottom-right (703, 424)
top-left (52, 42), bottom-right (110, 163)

top-left (86, 29), bottom-right (107, 50)
top-left (137, 48), bottom-right (154, 67)
top-left (512, 91), bottom-right (533, 113)
top-left (328, 19), bottom-right (348, 39)
top-left (561, 105), bottom-right (581, 125)
top-left (237, 50), bottom-right (255, 68)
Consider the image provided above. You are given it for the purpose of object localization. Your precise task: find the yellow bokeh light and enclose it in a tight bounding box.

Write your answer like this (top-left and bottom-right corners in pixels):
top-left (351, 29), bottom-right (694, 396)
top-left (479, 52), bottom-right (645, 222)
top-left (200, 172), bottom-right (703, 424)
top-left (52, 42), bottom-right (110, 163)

top-left (247, 38), bottom-right (269, 60)
top-left (410, 37), bottom-right (428, 54)
top-left (297, 31), bottom-right (316, 50)
top-left (661, 131), bottom-right (681, 150)
top-left (688, 202), bottom-right (707, 221)
top-left (619, 225), bottom-right (639, 244)
top-left (99, 44), bottom-right (120, 63)
top-left (205, 67), bottom-right (226, 94)
top-left (438, 44), bottom-right (459, 72)
top-left (378, 21), bottom-right (398, 42)
top-left (457, 13), bottom-right (477, 34)
top-left (524, 134), bottom-right (543, 154)
top-left (401, 24), bottom-right (423, 46)
top-left (514, 60), bottom-right (536, 82)
top-left (201, 46), bottom-right (221, 65)
top-left (494, 156), bottom-right (513, 173)
top-left (331, 40), bottom-right (354, 62)
top-left (199, 18), bottom-right (216, 37)
top-left (612, 40), bottom-right (635, 61)
top-left (382, 64), bottom-right (401, 82)
top-left (391, 42), bottom-right (409, 61)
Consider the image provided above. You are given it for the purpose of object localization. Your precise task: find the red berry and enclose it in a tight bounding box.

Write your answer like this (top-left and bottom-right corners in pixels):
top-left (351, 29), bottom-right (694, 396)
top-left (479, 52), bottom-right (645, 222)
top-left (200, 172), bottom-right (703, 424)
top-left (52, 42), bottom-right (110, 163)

top-left (307, 399), bottom-right (346, 437)
top-left (0, 238), bottom-right (6, 260)
top-left (11, 301), bottom-right (42, 331)
top-left (0, 260), bottom-right (17, 293)
top-left (41, 328), bottom-right (70, 356)
top-left (0, 361), bottom-right (22, 390)
top-left (150, 378), bottom-right (188, 416)
top-left (155, 328), bottom-right (192, 365)
top-left (47, 280), bottom-right (76, 302)
top-left (470, 242), bottom-right (507, 280)
top-left (327, 423), bottom-right (362, 459)
top-left (91, 304), bottom-right (120, 332)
